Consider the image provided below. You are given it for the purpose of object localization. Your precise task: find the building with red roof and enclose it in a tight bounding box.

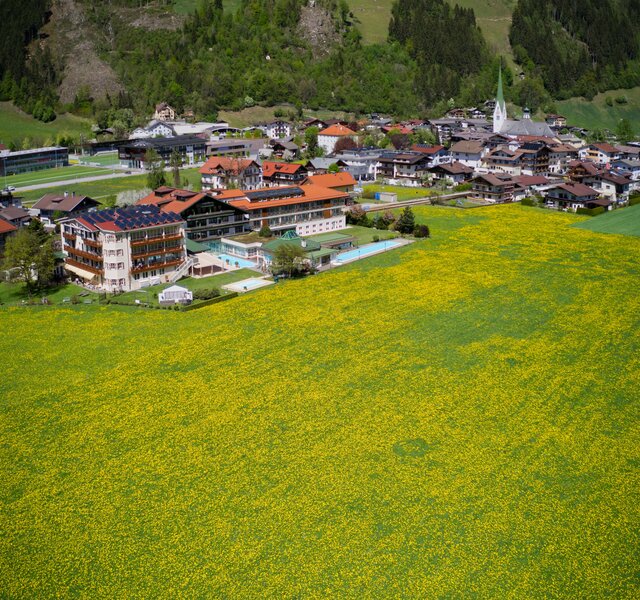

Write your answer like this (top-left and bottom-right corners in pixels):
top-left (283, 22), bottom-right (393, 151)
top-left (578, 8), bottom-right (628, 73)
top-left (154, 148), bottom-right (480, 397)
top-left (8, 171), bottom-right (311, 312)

top-left (0, 216), bottom-right (17, 253)
top-left (200, 157), bottom-right (262, 190)
top-left (60, 204), bottom-right (187, 292)
top-left (318, 124), bottom-right (358, 155)
top-left (544, 182), bottom-right (605, 211)
top-left (261, 161), bottom-right (308, 186)
top-left (305, 172), bottom-right (357, 193)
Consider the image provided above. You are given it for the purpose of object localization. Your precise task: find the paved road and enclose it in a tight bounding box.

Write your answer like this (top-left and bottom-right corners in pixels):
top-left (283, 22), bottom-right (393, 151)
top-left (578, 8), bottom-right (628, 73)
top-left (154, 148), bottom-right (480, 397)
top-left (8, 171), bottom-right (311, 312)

top-left (15, 170), bottom-right (146, 192)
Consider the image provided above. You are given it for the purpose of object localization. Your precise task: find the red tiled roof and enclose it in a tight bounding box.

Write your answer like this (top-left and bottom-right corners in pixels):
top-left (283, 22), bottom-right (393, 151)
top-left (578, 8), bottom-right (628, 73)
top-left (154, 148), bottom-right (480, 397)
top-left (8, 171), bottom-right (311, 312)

top-left (319, 124), bottom-right (356, 137)
top-left (305, 172), bottom-right (357, 189)
top-left (262, 161), bottom-right (306, 177)
top-left (411, 144), bottom-right (445, 155)
top-left (591, 143), bottom-right (618, 154)
top-left (0, 217), bottom-right (17, 234)
top-left (228, 184), bottom-right (348, 212)
top-left (199, 156), bottom-right (258, 176)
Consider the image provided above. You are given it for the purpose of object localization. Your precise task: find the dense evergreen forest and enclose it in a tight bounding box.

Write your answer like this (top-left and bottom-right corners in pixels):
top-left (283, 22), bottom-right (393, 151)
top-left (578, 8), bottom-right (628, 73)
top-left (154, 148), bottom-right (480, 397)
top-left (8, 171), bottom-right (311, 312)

top-left (1, 0), bottom-right (640, 125)
top-left (510, 0), bottom-right (640, 99)
top-left (0, 0), bottom-right (58, 121)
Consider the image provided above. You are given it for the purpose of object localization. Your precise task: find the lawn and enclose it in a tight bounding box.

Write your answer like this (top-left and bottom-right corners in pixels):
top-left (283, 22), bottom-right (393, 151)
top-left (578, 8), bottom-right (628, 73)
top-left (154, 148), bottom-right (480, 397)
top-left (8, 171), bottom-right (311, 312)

top-left (4, 165), bottom-right (110, 189)
top-left (114, 269), bottom-right (260, 306)
top-left (0, 102), bottom-right (91, 147)
top-left (19, 168), bottom-right (202, 204)
top-left (340, 225), bottom-right (397, 245)
top-left (1, 204), bottom-right (639, 597)
top-left (0, 281), bottom-right (99, 305)
top-left (362, 183), bottom-right (433, 201)
top-left (558, 86), bottom-right (640, 132)
top-left (574, 203), bottom-right (640, 237)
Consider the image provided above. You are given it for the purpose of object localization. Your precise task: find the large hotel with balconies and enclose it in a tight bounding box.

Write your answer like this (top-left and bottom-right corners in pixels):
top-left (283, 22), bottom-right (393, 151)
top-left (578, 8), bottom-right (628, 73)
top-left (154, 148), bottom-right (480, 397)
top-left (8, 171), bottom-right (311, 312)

top-left (60, 205), bottom-right (187, 292)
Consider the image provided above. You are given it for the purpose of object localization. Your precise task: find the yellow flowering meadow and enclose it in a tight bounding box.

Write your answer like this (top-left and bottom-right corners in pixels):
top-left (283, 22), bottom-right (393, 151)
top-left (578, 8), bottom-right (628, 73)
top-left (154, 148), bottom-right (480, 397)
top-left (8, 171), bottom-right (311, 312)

top-left (1, 205), bottom-right (639, 597)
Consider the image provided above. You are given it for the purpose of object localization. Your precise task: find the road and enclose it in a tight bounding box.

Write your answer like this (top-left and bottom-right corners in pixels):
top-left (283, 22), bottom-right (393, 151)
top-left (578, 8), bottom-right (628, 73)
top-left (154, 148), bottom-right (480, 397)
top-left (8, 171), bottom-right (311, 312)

top-left (15, 170), bottom-right (145, 192)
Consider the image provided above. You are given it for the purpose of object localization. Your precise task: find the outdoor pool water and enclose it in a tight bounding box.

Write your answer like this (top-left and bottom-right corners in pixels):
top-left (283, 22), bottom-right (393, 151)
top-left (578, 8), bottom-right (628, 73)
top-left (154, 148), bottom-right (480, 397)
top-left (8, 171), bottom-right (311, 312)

top-left (335, 239), bottom-right (404, 263)
top-left (215, 253), bottom-right (256, 269)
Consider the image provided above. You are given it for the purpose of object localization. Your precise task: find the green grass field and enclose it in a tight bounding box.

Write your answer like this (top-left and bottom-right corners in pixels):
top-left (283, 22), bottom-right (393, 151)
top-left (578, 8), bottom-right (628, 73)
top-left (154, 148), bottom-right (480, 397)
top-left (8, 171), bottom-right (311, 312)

top-left (4, 166), bottom-right (110, 189)
top-left (19, 168), bottom-right (202, 204)
top-left (363, 183), bottom-right (433, 201)
top-left (574, 203), bottom-right (640, 237)
top-left (558, 86), bottom-right (640, 132)
top-left (2, 204), bottom-right (639, 597)
top-left (0, 102), bottom-right (91, 148)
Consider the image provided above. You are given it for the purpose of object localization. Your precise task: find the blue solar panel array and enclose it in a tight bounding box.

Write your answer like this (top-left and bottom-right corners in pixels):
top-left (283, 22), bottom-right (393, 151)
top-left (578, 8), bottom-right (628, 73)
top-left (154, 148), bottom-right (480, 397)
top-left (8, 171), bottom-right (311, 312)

top-left (246, 187), bottom-right (304, 202)
top-left (81, 205), bottom-right (183, 231)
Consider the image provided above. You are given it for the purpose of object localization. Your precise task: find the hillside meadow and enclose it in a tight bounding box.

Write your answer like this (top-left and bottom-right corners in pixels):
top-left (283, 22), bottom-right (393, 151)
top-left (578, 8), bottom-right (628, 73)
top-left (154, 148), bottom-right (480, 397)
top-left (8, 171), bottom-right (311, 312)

top-left (1, 205), bottom-right (639, 597)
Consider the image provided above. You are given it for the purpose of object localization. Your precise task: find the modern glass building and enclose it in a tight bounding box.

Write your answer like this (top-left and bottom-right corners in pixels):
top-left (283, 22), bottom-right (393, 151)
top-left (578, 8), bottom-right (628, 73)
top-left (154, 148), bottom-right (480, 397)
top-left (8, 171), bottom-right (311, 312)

top-left (0, 147), bottom-right (69, 177)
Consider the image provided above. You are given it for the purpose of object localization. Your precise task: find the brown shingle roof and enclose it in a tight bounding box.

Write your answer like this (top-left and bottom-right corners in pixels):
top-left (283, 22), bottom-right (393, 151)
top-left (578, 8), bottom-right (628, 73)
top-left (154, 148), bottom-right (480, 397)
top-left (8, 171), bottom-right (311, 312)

top-left (32, 193), bottom-right (98, 213)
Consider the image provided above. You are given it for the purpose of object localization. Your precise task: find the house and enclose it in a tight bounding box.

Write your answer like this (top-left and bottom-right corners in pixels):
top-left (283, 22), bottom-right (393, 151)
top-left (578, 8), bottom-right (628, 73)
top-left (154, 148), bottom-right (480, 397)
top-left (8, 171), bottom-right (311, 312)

top-left (481, 147), bottom-right (523, 175)
top-left (377, 152), bottom-right (432, 184)
top-left (227, 184), bottom-right (349, 235)
top-left (578, 143), bottom-right (619, 165)
top-left (544, 182), bottom-right (604, 211)
top-left (264, 121), bottom-right (291, 139)
top-left (410, 144), bottom-right (450, 166)
top-left (119, 136), bottom-right (207, 169)
top-left (270, 139), bottom-right (299, 160)
top-left (200, 157), bottom-right (262, 191)
top-left (583, 172), bottom-right (633, 204)
top-left (615, 145), bottom-right (640, 161)
top-left (31, 193), bottom-right (100, 226)
top-left (449, 140), bottom-right (485, 169)
top-left (60, 204), bottom-right (187, 292)
top-left (0, 146), bottom-right (69, 177)
top-left (137, 187), bottom-right (251, 242)
top-left (305, 158), bottom-right (349, 175)
top-left (428, 162), bottom-right (474, 185)
top-left (0, 217), bottom-right (17, 254)
top-left (545, 114), bottom-right (567, 128)
top-left (159, 285), bottom-right (192, 306)
top-left (333, 148), bottom-right (384, 181)
top-left (612, 159), bottom-right (640, 181)
top-left (302, 118), bottom-right (328, 131)
top-left (154, 102), bottom-right (177, 122)
top-left (130, 120), bottom-right (176, 139)
top-left (207, 139), bottom-right (257, 158)
top-left (305, 172), bottom-right (357, 193)
top-left (318, 124), bottom-right (358, 155)
top-left (471, 173), bottom-right (515, 203)
top-left (0, 205), bottom-right (30, 228)
top-left (568, 160), bottom-right (602, 183)
top-left (446, 108), bottom-right (467, 119)
top-left (517, 142), bottom-right (552, 175)
top-left (547, 144), bottom-right (578, 174)
top-left (262, 161), bottom-right (308, 186)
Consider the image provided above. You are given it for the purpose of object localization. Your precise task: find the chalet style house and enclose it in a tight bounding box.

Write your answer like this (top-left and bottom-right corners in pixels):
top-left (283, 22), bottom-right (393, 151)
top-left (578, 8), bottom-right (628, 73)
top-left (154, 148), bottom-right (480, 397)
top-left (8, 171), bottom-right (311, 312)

top-left (31, 193), bottom-right (100, 226)
top-left (226, 184), bottom-right (350, 235)
top-left (262, 161), bottom-right (308, 186)
top-left (471, 173), bottom-right (515, 203)
top-left (200, 157), bottom-right (262, 190)
top-left (137, 187), bottom-right (251, 242)
top-left (60, 205), bottom-right (187, 292)
top-left (154, 102), bottom-right (177, 122)
top-left (544, 183), bottom-right (605, 211)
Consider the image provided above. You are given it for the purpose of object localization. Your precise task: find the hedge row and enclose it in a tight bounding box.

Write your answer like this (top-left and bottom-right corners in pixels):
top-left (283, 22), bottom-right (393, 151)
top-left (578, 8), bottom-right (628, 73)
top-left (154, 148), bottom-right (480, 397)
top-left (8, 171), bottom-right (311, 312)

top-left (180, 292), bottom-right (239, 312)
top-left (576, 206), bottom-right (606, 216)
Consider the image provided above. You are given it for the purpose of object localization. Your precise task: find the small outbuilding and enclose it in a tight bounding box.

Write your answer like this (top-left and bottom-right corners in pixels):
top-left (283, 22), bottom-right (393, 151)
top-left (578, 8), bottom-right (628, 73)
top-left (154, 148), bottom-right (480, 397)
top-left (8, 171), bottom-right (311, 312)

top-left (159, 285), bottom-right (193, 306)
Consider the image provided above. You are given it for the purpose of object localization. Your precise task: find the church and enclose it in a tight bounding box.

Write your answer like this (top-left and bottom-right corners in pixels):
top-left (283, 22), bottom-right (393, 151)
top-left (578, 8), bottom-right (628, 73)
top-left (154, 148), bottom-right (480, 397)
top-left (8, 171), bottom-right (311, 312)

top-left (492, 69), bottom-right (555, 137)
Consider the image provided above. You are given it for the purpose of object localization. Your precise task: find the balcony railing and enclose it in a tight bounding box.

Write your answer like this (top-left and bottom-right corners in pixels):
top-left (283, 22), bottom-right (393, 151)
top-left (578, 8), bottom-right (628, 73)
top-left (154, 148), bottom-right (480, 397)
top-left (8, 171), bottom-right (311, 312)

top-left (130, 233), bottom-right (182, 247)
top-left (130, 258), bottom-right (183, 274)
top-left (65, 258), bottom-right (103, 276)
top-left (131, 245), bottom-right (182, 259)
top-left (64, 245), bottom-right (103, 262)
top-left (84, 238), bottom-right (102, 249)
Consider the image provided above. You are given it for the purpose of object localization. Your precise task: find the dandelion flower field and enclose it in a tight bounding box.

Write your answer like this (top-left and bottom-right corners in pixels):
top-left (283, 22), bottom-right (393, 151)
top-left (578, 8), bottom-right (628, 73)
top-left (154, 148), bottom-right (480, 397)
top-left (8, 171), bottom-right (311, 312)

top-left (2, 205), bottom-right (639, 597)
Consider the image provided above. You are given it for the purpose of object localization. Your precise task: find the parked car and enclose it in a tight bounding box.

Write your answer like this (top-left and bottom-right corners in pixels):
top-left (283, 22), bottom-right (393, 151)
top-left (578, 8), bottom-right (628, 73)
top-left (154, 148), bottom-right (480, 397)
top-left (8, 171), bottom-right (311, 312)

top-left (4, 185), bottom-right (15, 192)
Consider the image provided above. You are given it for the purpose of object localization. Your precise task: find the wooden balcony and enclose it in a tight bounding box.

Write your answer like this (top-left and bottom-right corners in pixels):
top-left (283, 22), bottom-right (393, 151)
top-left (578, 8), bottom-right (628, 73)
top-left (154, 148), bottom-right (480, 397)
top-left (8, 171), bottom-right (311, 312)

top-left (131, 245), bottom-right (182, 259)
top-left (63, 233), bottom-right (76, 242)
top-left (130, 258), bottom-right (183, 274)
top-left (64, 245), bottom-right (103, 262)
top-left (130, 233), bottom-right (182, 247)
top-left (65, 258), bottom-right (103, 276)
top-left (84, 238), bottom-right (102, 249)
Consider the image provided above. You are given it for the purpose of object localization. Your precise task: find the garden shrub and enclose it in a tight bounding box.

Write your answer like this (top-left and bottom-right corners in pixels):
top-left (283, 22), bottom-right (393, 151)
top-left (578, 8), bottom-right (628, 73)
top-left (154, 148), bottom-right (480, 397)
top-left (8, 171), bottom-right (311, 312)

top-left (193, 288), bottom-right (221, 300)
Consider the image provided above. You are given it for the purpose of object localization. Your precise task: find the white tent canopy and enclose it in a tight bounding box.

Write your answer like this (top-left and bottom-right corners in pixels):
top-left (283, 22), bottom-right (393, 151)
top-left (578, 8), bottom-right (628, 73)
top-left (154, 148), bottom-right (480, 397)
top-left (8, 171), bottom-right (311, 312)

top-left (159, 285), bottom-right (192, 303)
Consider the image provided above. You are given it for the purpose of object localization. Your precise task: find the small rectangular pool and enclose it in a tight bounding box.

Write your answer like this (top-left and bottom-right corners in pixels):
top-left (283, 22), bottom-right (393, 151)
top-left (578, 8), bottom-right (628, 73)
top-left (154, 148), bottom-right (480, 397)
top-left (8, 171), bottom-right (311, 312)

top-left (334, 239), bottom-right (404, 263)
top-left (214, 253), bottom-right (257, 269)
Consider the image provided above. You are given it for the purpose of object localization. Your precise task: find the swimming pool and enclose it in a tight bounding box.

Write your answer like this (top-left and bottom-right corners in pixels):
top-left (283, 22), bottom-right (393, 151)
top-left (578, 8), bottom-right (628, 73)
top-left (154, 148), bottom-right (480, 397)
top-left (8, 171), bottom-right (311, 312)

top-left (334, 239), bottom-right (404, 263)
top-left (215, 253), bottom-right (257, 269)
